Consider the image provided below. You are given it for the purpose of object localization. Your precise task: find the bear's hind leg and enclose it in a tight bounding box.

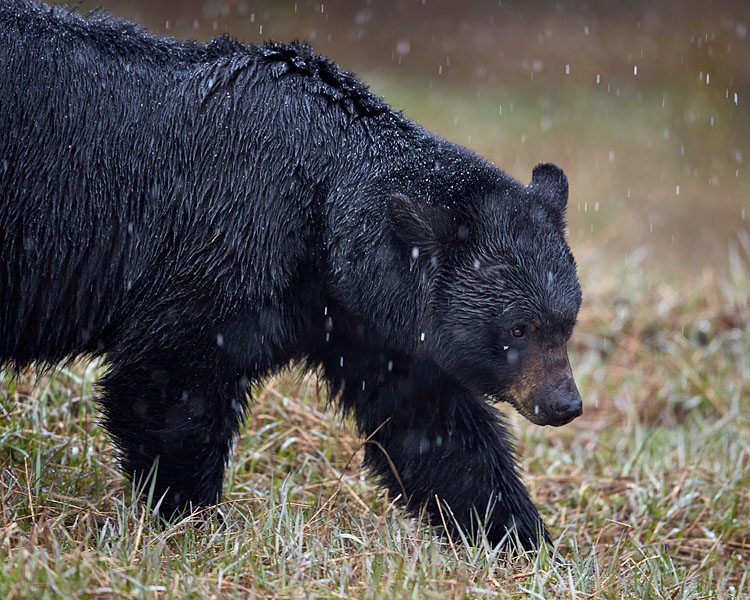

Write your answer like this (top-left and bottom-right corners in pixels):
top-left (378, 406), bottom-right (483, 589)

top-left (98, 347), bottom-right (248, 518)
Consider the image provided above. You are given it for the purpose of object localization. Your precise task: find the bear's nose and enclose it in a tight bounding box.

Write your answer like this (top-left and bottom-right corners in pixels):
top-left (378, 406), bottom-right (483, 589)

top-left (547, 376), bottom-right (582, 426)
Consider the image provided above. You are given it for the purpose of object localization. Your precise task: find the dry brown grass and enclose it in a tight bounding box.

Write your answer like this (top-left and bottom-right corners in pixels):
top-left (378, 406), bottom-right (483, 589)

top-left (2, 255), bottom-right (748, 597)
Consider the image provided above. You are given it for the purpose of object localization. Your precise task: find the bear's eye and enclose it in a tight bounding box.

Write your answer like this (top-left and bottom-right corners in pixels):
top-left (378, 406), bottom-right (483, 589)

top-left (511, 325), bottom-right (525, 338)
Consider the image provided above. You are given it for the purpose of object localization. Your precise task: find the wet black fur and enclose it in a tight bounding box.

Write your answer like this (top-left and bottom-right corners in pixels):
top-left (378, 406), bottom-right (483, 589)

top-left (0, 1), bottom-right (582, 550)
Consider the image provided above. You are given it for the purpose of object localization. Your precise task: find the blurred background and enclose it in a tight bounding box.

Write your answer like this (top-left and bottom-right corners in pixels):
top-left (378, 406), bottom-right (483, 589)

top-left (75, 0), bottom-right (750, 282)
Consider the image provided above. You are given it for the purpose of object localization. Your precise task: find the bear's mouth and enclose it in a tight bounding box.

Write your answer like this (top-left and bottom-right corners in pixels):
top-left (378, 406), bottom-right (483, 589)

top-left (492, 387), bottom-right (582, 427)
top-left (491, 392), bottom-right (548, 426)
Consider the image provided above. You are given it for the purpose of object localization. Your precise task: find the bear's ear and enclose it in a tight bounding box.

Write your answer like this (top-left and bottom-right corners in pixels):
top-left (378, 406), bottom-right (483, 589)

top-left (530, 163), bottom-right (569, 214)
top-left (386, 193), bottom-right (455, 248)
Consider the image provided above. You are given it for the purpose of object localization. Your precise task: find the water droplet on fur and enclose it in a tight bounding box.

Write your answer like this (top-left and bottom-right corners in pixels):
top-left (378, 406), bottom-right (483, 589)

top-left (420, 332), bottom-right (425, 341)
top-left (534, 405), bottom-right (540, 415)
top-left (411, 247), bottom-right (420, 260)
top-left (216, 333), bottom-right (224, 347)
top-left (340, 356), bottom-right (344, 367)
top-left (387, 360), bottom-right (393, 372)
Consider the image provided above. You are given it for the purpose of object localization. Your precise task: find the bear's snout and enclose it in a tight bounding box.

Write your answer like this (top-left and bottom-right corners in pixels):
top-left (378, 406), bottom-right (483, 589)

top-left (506, 346), bottom-right (583, 427)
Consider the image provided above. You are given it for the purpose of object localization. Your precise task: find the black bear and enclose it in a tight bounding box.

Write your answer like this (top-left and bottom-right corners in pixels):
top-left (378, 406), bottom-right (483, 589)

top-left (0, 1), bottom-right (582, 550)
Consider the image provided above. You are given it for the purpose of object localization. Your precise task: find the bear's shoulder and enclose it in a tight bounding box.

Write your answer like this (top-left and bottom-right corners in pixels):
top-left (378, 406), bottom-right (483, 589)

top-left (253, 41), bottom-right (389, 117)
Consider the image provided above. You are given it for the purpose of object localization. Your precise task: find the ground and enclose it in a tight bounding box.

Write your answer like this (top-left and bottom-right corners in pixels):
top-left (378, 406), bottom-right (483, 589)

top-left (0, 257), bottom-right (747, 598)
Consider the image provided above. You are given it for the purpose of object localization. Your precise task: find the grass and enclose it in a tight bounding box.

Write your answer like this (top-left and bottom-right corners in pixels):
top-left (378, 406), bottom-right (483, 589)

top-left (1, 240), bottom-right (748, 598)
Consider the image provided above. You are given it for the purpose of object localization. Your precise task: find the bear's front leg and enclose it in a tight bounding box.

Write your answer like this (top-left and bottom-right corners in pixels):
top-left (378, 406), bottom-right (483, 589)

top-left (332, 355), bottom-right (547, 550)
top-left (98, 345), bottom-right (248, 518)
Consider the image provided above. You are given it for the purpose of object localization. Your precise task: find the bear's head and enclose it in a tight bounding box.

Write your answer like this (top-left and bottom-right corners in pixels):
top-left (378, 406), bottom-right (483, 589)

top-left (385, 162), bottom-right (583, 427)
